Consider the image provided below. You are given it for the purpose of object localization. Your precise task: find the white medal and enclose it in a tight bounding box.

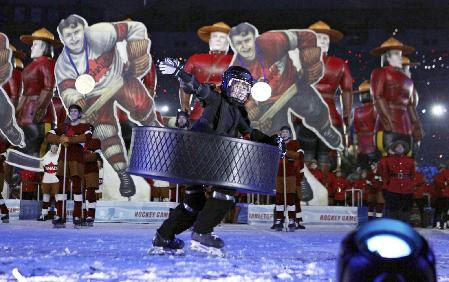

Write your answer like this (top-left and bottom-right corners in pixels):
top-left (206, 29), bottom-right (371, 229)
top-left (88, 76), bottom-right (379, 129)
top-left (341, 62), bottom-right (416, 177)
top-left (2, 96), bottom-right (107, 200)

top-left (75, 74), bottom-right (95, 95)
top-left (251, 80), bottom-right (272, 102)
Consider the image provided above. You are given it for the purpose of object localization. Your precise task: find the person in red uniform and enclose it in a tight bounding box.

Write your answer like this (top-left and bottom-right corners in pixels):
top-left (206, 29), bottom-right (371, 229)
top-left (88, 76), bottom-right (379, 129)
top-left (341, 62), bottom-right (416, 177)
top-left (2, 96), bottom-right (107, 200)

top-left (302, 21), bottom-right (353, 181)
top-left (308, 159), bottom-right (324, 185)
top-left (18, 28), bottom-right (61, 156)
top-left (229, 22), bottom-right (342, 151)
top-left (0, 140), bottom-right (9, 223)
top-left (46, 104), bottom-right (92, 228)
top-left (414, 165), bottom-right (430, 227)
top-left (370, 37), bottom-right (424, 156)
top-left (379, 140), bottom-right (415, 222)
top-left (433, 164), bottom-right (449, 229)
top-left (329, 168), bottom-right (351, 206)
top-left (273, 126), bottom-right (304, 231)
top-left (0, 34), bottom-right (25, 148)
top-left (180, 22), bottom-right (233, 122)
top-left (352, 80), bottom-right (379, 169)
top-left (83, 137), bottom-right (101, 226)
top-left (367, 161), bottom-right (384, 218)
top-left (294, 145), bottom-right (305, 229)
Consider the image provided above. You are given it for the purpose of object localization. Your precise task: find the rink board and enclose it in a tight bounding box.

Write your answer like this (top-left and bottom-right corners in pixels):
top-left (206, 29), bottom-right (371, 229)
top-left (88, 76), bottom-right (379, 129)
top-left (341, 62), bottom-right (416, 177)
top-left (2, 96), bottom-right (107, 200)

top-left (247, 204), bottom-right (368, 226)
top-left (5, 200), bottom-right (366, 225)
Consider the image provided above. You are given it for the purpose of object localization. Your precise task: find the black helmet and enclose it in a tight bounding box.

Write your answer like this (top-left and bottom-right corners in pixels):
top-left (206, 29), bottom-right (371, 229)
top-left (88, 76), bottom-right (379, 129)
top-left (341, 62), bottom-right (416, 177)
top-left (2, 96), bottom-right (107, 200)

top-left (221, 66), bottom-right (254, 105)
top-left (175, 110), bottom-right (190, 128)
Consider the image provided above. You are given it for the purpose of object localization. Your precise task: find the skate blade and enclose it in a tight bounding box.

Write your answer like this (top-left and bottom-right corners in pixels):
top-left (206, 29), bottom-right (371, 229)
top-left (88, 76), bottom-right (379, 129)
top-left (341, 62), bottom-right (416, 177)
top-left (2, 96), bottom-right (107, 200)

top-left (2, 220), bottom-right (9, 224)
top-left (148, 246), bottom-right (185, 256)
top-left (288, 227), bottom-right (295, 232)
top-left (53, 224), bottom-right (66, 229)
top-left (74, 225), bottom-right (84, 229)
top-left (190, 240), bottom-right (225, 257)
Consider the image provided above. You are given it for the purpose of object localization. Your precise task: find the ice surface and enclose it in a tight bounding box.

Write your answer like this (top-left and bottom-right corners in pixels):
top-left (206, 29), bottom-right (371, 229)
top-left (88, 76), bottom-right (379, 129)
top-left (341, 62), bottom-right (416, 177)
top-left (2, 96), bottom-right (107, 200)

top-left (0, 222), bottom-right (448, 281)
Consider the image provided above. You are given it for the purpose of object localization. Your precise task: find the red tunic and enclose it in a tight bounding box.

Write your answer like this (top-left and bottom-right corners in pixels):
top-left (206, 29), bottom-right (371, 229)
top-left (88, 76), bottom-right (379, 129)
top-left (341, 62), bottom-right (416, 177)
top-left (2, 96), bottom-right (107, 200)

top-left (84, 138), bottom-right (101, 174)
top-left (3, 69), bottom-right (22, 106)
top-left (380, 154), bottom-right (415, 194)
top-left (52, 96), bottom-right (67, 127)
top-left (19, 56), bottom-right (56, 125)
top-left (315, 55), bottom-right (353, 126)
top-left (19, 169), bottom-right (40, 193)
top-left (277, 140), bottom-right (301, 177)
top-left (330, 176), bottom-right (351, 201)
top-left (433, 169), bottom-right (449, 198)
top-left (353, 102), bottom-right (377, 154)
top-left (183, 51), bottom-right (233, 121)
top-left (413, 172), bottom-right (429, 199)
top-left (367, 169), bottom-right (383, 192)
top-left (352, 179), bottom-right (370, 201)
top-left (49, 123), bottom-right (92, 163)
top-left (233, 31), bottom-right (316, 106)
top-left (370, 66), bottom-right (414, 135)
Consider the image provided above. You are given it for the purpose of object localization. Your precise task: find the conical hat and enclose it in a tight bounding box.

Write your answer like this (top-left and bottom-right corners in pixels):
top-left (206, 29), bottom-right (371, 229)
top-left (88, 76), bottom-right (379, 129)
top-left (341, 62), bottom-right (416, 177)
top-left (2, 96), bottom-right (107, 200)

top-left (308, 21), bottom-right (343, 42)
top-left (20, 28), bottom-right (63, 48)
top-left (370, 37), bottom-right (414, 56)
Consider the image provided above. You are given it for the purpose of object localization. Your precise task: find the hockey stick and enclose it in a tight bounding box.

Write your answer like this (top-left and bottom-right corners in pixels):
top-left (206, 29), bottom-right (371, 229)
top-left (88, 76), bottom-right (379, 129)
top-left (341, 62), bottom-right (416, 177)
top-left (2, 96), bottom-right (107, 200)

top-left (283, 157), bottom-right (288, 231)
top-left (62, 144), bottom-right (68, 223)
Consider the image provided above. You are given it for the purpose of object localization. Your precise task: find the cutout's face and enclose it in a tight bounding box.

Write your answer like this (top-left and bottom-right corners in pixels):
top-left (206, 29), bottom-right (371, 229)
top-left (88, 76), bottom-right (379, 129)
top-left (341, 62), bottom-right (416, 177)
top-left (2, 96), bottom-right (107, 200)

top-left (228, 78), bottom-right (251, 103)
top-left (177, 115), bottom-right (188, 128)
top-left (280, 129), bottom-right (291, 141)
top-left (231, 32), bottom-right (256, 60)
top-left (316, 33), bottom-right (330, 53)
top-left (370, 163), bottom-right (377, 171)
top-left (209, 31), bottom-right (229, 52)
top-left (310, 163), bottom-right (318, 170)
top-left (386, 50), bottom-right (403, 68)
top-left (69, 108), bottom-right (81, 121)
top-left (31, 40), bottom-right (46, 59)
top-left (50, 144), bottom-right (58, 153)
top-left (394, 143), bottom-right (405, 155)
top-left (61, 24), bottom-right (85, 54)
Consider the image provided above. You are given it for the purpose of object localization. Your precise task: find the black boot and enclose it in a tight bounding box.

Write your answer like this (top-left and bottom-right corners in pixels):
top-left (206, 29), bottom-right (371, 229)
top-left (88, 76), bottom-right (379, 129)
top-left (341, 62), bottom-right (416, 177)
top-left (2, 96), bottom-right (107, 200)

top-left (52, 217), bottom-right (66, 228)
top-left (149, 232), bottom-right (185, 255)
top-left (73, 217), bottom-right (83, 229)
top-left (190, 231), bottom-right (225, 257)
top-left (1, 214), bottom-right (9, 223)
top-left (117, 170), bottom-right (136, 197)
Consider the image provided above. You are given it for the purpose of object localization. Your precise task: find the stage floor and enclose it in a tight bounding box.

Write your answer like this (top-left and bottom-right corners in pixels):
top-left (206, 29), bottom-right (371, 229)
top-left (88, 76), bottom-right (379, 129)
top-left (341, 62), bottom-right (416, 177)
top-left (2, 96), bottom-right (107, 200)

top-left (0, 222), bottom-right (448, 281)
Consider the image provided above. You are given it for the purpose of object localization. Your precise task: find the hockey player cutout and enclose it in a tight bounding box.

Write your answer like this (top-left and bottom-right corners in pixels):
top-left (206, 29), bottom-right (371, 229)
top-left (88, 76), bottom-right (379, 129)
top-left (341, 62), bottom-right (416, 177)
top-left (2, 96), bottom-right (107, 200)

top-left (228, 22), bottom-right (343, 152)
top-left (38, 144), bottom-right (60, 221)
top-left (82, 137), bottom-right (101, 227)
top-left (0, 33), bottom-right (25, 149)
top-left (152, 59), bottom-right (285, 257)
top-left (46, 104), bottom-right (92, 228)
top-left (272, 126), bottom-right (304, 232)
top-left (55, 14), bottom-right (159, 199)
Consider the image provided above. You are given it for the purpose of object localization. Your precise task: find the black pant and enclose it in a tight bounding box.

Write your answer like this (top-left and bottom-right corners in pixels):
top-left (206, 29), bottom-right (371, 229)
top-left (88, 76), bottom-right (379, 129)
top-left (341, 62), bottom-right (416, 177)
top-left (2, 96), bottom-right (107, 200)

top-left (383, 191), bottom-right (413, 223)
top-left (414, 198), bottom-right (426, 226)
top-left (435, 197), bottom-right (449, 226)
top-left (157, 185), bottom-right (234, 239)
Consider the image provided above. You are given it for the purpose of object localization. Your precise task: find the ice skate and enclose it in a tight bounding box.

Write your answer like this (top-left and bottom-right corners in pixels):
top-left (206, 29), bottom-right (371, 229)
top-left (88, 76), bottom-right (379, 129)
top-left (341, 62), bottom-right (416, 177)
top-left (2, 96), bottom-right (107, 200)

top-left (37, 214), bottom-right (50, 221)
top-left (117, 170), bottom-right (136, 198)
top-left (1, 214), bottom-right (9, 223)
top-left (85, 217), bottom-right (94, 227)
top-left (73, 217), bottom-right (83, 229)
top-left (273, 219), bottom-right (283, 232)
top-left (190, 232), bottom-right (225, 257)
top-left (295, 220), bottom-right (306, 230)
top-left (287, 219), bottom-right (296, 232)
top-left (149, 232), bottom-right (185, 256)
top-left (52, 217), bottom-right (66, 228)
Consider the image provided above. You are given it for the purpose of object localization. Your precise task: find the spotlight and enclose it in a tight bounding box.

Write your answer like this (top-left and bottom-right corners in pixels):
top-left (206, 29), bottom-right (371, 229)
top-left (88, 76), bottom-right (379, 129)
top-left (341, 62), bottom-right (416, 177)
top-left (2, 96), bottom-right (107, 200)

top-left (251, 80), bottom-right (271, 102)
top-left (431, 104), bottom-right (446, 116)
top-left (337, 219), bottom-right (436, 282)
top-left (161, 105), bottom-right (169, 113)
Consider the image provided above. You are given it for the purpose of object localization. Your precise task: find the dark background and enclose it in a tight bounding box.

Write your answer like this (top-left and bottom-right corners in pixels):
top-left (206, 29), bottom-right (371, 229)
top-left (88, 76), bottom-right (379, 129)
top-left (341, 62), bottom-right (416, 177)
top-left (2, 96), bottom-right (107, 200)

top-left (1, 0), bottom-right (448, 166)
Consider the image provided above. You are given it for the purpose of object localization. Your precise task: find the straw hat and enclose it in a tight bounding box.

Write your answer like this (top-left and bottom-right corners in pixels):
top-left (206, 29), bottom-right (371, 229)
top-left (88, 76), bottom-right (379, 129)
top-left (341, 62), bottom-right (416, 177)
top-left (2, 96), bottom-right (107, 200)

top-left (308, 21), bottom-right (343, 42)
top-left (197, 22), bottom-right (231, 43)
top-left (20, 28), bottom-right (63, 48)
top-left (15, 58), bottom-right (24, 69)
top-left (370, 37), bottom-right (414, 56)
top-left (358, 80), bottom-right (370, 93)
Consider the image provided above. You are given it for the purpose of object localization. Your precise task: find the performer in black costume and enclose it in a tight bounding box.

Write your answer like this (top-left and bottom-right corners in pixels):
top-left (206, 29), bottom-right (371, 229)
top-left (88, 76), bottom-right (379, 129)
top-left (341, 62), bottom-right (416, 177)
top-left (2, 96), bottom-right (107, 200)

top-left (153, 58), bottom-right (284, 256)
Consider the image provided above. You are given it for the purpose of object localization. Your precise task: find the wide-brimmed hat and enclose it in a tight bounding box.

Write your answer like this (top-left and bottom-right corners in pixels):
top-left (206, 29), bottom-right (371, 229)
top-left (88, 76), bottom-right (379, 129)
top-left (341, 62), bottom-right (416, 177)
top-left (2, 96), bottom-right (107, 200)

top-left (370, 37), bottom-right (414, 56)
top-left (197, 22), bottom-right (231, 43)
top-left (308, 21), bottom-right (343, 42)
top-left (357, 80), bottom-right (370, 94)
top-left (20, 28), bottom-right (63, 48)
top-left (9, 44), bottom-right (26, 59)
top-left (15, 58), bottom-right (24, 69)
